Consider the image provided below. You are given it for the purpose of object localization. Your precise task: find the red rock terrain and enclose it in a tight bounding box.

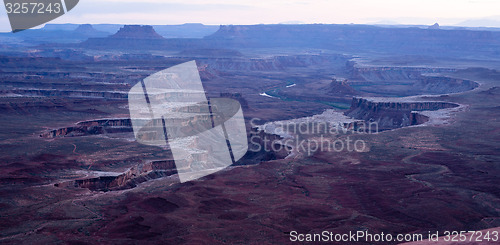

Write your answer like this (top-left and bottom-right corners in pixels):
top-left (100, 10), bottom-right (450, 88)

top-left (0, 24), bottom-right (499, 244)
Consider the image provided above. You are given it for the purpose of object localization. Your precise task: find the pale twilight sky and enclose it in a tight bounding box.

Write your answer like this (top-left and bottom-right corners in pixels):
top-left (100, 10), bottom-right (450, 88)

top-left (1, 0), bottom-right (500, 31)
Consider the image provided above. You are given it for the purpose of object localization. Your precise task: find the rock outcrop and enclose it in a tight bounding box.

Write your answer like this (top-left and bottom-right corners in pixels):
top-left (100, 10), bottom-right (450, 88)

top-left (81, 25), bottom-right (172, 50)
top-left (345, 97), bottom-right (459, 130)
top-left (327, 78), bottom-right (358, 95)
top-left (248, 128), bottom-right (292, 160)
top-left (428, 23), bottom-right (440, 30)
top-left (73, 24), bottom-right (109, 37)
top-left (57, 160), bottom-right (178, 192)
top-left (109, 25), bottom-right (165, 40)
top-left (40, 119), bottom-right (133, 138)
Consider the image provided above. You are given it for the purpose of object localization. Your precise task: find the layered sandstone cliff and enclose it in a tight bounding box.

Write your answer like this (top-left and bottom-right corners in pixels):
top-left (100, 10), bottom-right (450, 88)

top-left (81, 25), bottom-right (171, 50)
top-left (41, 118), bottom-right (133, 138)
top-left (57, 160), bottom-right (178, 192)
top-left (348, 66), bottom-right (479, 96)
top-left (345, 97), bottom-right (460, 130)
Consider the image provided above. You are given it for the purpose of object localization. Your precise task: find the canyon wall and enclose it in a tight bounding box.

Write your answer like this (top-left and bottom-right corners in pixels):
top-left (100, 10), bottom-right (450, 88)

top-left (349, 66), bottom-right (456, 82)
top-left (414, 76), bottom-right (479, 94)
top-left (41, 119), bottom-right (133, 138)
top-left (57, 160), bottom-right (178, 192)
top-left (346, 98), bottom-right (459, 130)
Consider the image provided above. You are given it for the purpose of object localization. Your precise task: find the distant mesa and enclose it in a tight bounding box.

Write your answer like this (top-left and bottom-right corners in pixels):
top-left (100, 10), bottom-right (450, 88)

top-left (80, 25), bottom-right (175, 50)
top-left (74, 24), bottom-right (109, 36)
top-left (3, 23), bottom-right (110, 44)
top-left (110, 25), bottom-right (166, 40)
top-left (428, 23), bottom-right (440, 30)
top-left (78, 23), bottom-right (500, 54)
top-left (74, 24), bottom-right (98, 33)
top-left (39, 23), bottom-right (219, 38)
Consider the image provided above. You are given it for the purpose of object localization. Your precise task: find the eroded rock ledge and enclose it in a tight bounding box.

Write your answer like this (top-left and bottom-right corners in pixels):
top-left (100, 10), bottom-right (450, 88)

top-left (56, 160), bottom-right (177, 192)
top-left (345, 97), bottom-right (460, 130)
top-left (40, 118), bottom-right (133, 138)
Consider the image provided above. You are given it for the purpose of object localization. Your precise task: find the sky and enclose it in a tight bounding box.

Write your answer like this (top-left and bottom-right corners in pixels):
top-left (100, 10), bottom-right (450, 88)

top-left (1, 0), bottom-right (500, 31)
